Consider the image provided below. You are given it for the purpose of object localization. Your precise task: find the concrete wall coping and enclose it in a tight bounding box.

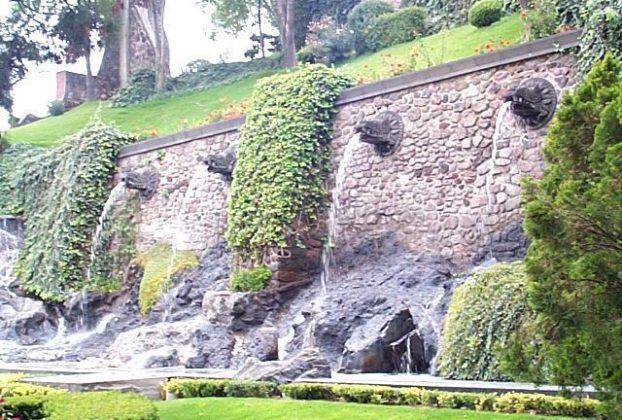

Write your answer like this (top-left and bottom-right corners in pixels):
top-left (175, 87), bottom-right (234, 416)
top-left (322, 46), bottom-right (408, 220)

top-left (118, 29), bottom-right (581, 159)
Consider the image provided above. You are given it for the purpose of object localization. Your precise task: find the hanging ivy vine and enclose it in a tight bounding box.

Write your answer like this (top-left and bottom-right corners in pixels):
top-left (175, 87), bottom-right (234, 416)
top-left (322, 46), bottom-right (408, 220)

top-left (226, 65), bottom-right (351, 264)
top-left (13, 119), bottom-right (133, 301)
top-left (0, 140), bottom-right (38, 215)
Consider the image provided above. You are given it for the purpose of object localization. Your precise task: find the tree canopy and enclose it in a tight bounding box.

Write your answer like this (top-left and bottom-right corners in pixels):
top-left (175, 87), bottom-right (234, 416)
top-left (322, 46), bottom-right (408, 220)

top-left (502, 53), bottom-right (622, 414)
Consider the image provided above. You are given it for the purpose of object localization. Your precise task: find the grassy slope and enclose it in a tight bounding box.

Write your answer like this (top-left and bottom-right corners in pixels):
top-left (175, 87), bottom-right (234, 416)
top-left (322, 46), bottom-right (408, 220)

top-left (155, 398), bottom-right (575, 420)
top-left (6, 15), bottom-right (522, 147)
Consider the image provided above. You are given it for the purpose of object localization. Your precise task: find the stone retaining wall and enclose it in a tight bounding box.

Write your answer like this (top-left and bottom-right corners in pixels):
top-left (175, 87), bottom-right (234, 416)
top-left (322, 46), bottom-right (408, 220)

top-left (116, 32), bottom-right (579, 267)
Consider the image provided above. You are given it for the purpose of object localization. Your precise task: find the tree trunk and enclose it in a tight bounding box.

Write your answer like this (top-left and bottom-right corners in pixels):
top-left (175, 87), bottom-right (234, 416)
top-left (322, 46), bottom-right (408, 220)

top-left (151, 0), bottom-right (169, 91)
top-left (85, 48), bottom-right (96, 101)
top-left (258, 0), bottom-right (265, 58)
top-left (278, 0), bottom-right (296, 68)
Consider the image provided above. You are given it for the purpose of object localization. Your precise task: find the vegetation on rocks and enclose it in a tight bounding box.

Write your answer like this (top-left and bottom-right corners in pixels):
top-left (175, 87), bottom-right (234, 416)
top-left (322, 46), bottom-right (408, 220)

top-left (226, 65), bottom-right (351, 269)
top-left (502, 54), bottom-right (622, 415)
top-left (230, 266), bottom-right (272, 292)
top-left (438, 262), bottom-right (532, 381)
top-left (577, 0), bottom-right (622, 75)
top-left (12, 119), bottom-right (133, 301)
top-left (135, 243), bottom-right (198, 314)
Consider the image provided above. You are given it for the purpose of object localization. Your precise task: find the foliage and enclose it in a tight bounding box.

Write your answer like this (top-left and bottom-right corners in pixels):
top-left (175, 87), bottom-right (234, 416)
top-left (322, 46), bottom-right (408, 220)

top-left (0, 143), bottom-right (38, 215)
top-left (578, 0), bottom-right (622, 75)
top-left (47, 100), bottom-right (65, 117)
top-left (166, 379), bottom-right (277, 399)
top-left (110, 69), bottom-right (159, 108)
top-left (469, 0), bottom-right (503, 28)
top-left (226, 65), bottom-right (351, 264)
top-left (281, 383), bottom-right (601, 417)
top-left (347, 1), bottom-right (394, 53)
top-left (0, 375), bottom-right (65, 398)
top-left (87, 195), bottom-right (139, 292)
top-left (398, 0), bottom-right (473, 29)
top-left (173, 57), bottom-right (280, 94)
top-left (438, 262), bottom-right (533, 381)
top-left (4, 391), bottom-right (158, 420)
top-left (502, 54), bottom-right (622, 414)
top-left (366, 7), bottom-right (427, 52)
top-left (522, 0), bottom-right (558, 41)
top-left (135, 243), bottom-right (198, 315)
top-left (0, 9), bottom-right (46, 111)
top-left (301, 17), bottom-right (354, 65)
top-left (166, 379), bottom-right (600, 417)
top-left (231, 266), bottom-right (272, 292)
top-left (12, 119), bottom-right (133, 301)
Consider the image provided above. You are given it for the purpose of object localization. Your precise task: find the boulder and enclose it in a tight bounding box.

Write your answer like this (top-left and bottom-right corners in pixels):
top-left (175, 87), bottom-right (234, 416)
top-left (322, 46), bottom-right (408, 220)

top-left (234, 348), bottom-right (331, 383)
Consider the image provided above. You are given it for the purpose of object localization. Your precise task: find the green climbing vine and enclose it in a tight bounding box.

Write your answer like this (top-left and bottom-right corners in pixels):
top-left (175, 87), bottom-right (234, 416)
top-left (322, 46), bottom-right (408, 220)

top-left (87, 195), bottom-right (140, 292)
top-left (226, 65), bottom-right (352, 266)
top-left (13, 119), bottom-right (133, 301)
top-left (0, 140), bottom-right (38, 215)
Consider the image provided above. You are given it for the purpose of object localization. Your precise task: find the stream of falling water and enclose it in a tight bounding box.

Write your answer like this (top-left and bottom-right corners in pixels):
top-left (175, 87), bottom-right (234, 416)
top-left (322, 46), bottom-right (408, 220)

top-left (480, 102), bottom-right (511, 258)
top-left (320, 136), bottom-right (361, 292)
top-left (162, 166), bottom-right (207, 322)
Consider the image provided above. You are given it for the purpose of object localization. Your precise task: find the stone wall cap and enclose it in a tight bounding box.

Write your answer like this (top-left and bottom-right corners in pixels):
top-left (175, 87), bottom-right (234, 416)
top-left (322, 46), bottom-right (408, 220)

top-left (117, 30), bottom-right (581, 159)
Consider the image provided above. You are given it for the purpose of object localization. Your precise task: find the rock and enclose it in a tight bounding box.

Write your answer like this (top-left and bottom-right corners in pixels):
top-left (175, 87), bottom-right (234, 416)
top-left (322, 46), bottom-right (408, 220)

top-left (234, 348), bottom-right (331, 383)
top-left (144, 349), bottom-right (180, 368)
top-left (230, 291), bottom-right (279, 332)
top-left (339, 309), bottom-right (423, 374)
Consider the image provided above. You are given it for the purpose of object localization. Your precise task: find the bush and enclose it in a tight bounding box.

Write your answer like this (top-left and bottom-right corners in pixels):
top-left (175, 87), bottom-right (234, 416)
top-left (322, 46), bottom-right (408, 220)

top-left (303, 17), bottom-right (354, 66)
top-left (0, 374), bottom-right (65, 397)
top-left (166, 379), bottom-right (232, 398)
top-left (3, 392), bottom-right (158, 420)
top-left (230, 266), bottom-right (272, 292)
top-left (280, 383), bottom-right (337, 401)
top-left (223, 381), bottom-right (278, 398)
top-left (366, 7), bottom-right (427, 52)
top-left (523, 0), bottom-right (558, 40)
top-left (493, 393), bottom-right (600, 417)
top-left (469, 0), bottom-right (503, 27)
top-left (47, 100), bottom-right (65, 116)
top-left (399, 0), bottom-right (473, 29)
top-left (347, 1), bottom-right (394, 53)
top-left (110, 69), bottom-right (158, 108)
top-left (438, 263), bottom-right (533, 381)
top-left (165, 379), bottom-right (276, 399)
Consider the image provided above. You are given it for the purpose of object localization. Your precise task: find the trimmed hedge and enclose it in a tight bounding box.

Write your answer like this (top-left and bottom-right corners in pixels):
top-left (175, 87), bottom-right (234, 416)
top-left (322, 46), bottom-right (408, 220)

top-left (366, 7), bottom-right (427, 52)
top-left (3, 392), bottom-right (158, 420)
top-left (468, 0), bottom-right (503, 28)
top-left (164, 379), bottom-right (601, 418)
top-left (166, 379), bottom-right (277, 399)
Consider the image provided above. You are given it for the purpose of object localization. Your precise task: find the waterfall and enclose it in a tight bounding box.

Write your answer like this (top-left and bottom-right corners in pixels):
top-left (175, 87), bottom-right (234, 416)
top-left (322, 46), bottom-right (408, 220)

top-left (162, 166), bottom-right (206, 322)
top-left (320, 137), bottom-right (360, 292)
top-left (480, 102), bottom-right (511, 259)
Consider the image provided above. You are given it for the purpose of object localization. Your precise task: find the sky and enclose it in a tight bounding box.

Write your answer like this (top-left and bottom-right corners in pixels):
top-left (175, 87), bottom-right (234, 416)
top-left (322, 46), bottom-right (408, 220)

top-left (0, 0), bottom-right (255, 130)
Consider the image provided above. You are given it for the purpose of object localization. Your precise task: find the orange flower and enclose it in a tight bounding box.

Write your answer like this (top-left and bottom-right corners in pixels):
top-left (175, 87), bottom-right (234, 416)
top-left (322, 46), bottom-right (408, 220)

top-left (474, 47), bottom-right (481, 53)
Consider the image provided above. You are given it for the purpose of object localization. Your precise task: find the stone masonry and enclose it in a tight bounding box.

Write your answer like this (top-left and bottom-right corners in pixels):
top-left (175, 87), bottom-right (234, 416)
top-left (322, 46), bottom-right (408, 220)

top-left (116, 50), bottom-right (577, 268)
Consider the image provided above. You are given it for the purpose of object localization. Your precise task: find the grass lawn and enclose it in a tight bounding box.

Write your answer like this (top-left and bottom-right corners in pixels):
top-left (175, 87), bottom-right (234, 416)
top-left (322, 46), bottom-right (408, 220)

top-left (341, 14), bottom-right (522, 78)
top-left (155, 398), bottom-right (577, 420)
top-left (6, 14), bottom-right (522, 147)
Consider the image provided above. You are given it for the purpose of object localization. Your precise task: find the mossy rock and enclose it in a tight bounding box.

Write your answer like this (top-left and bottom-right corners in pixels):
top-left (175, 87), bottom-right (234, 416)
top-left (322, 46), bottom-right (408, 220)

top-left (135, 243), bottom-right (198, 315)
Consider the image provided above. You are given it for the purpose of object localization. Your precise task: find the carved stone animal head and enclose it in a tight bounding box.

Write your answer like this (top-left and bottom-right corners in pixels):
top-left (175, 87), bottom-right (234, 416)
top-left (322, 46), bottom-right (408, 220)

top-left (121, 166), bottom-right (160, 200)
top-left (503, 78), bottom-right (558, 129)
top-left (204, 144), bottom-right (237, 180)
top-left (355, 111), bottom-right (404, 156)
